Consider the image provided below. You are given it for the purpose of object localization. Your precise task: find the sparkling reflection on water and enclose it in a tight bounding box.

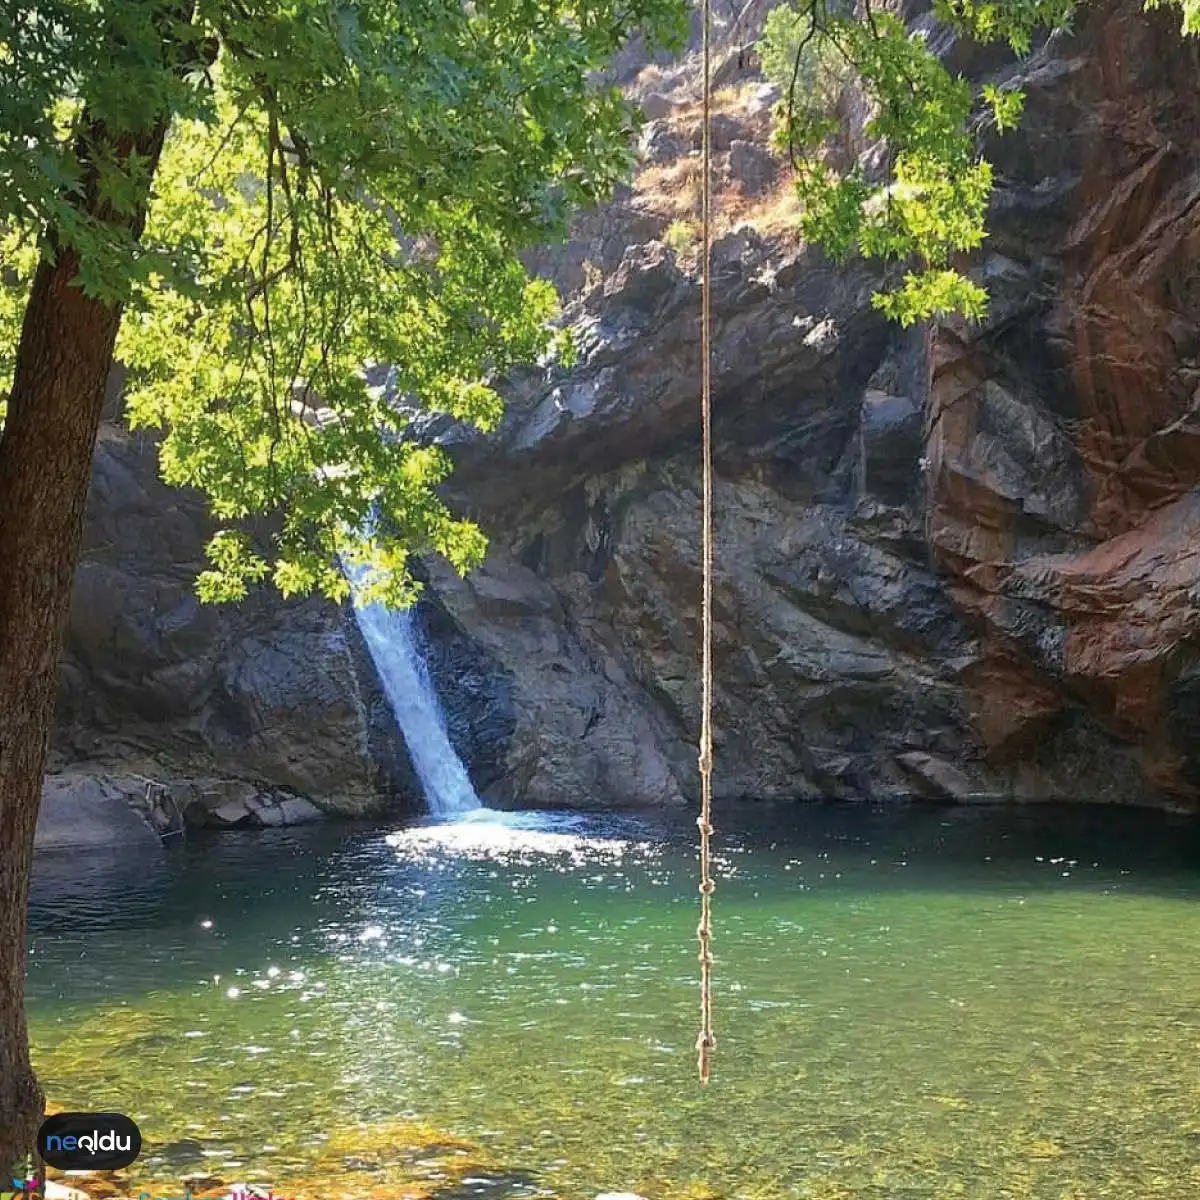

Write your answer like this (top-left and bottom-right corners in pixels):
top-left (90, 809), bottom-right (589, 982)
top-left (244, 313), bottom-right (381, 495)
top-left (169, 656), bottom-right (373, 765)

top-left (26, 804), bottom-right (1200, 1199)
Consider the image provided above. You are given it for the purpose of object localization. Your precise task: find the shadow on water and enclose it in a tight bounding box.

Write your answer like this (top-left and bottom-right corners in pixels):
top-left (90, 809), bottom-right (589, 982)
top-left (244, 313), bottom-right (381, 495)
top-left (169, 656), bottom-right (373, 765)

top-left (29, 845), bottom-right (173, 932)
top-left (29, 822), bottom-right (381, 933)
top-left (724, 798), bottom-right (1200, 884)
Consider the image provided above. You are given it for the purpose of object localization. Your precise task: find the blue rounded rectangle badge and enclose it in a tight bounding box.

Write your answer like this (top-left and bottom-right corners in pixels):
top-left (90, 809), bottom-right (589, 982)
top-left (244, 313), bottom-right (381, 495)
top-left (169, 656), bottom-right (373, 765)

top-left (38, 1113), bottom-right (141, 1171)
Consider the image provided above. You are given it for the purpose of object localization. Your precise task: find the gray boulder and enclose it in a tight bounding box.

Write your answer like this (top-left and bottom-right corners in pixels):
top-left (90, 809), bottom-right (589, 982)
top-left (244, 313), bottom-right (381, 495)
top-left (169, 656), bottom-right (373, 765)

top-left (727, 138), bottom-right (777, 196)
top-left (36, 774), bottom-right (163, 853)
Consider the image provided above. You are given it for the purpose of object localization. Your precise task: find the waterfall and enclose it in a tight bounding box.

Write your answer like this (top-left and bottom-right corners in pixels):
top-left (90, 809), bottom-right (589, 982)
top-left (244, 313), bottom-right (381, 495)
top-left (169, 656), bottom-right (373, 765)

top-left (350, 595), bottom-right (481, 817)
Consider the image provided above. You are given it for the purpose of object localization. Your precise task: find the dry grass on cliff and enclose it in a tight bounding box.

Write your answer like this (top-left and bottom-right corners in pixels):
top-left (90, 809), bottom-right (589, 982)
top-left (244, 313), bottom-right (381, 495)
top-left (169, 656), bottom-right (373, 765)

top-left (632, 154), bottom-right (802, 258)
top-left (635, 155), bottom-right (705, 222)
top-left (630, 81), bottom-right (801, 256)
top-left (735, 180), bottom-right (804, 238)
top-left (676, 78), bottom-right (769, 120)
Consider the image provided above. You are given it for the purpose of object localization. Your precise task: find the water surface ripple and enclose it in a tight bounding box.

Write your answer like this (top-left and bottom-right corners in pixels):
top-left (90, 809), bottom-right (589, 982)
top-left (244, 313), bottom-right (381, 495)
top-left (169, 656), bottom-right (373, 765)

top-left (27, 804), bottom-right (1200, 1199)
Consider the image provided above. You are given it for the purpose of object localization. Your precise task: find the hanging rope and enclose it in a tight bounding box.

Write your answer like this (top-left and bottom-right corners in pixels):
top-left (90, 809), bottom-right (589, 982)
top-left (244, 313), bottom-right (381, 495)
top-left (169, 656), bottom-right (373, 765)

top-left (695, 0), bottom-right (716, 1086)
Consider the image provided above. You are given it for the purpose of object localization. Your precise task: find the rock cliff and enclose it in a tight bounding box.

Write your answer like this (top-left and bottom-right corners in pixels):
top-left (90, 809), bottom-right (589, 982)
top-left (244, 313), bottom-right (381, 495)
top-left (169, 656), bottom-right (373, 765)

top-left (411, 0), bottom-right (1200, 811)
top-left (49, 393), bottom-right (421, 830)
top-left (50, 0), bottom-right (1200, 820)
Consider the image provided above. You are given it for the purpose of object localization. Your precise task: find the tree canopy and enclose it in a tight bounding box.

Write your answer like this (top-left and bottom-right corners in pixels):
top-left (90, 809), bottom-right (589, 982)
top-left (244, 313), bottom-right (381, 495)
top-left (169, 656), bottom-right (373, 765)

top-left (0, 0), bottom-right (688, 607)
top-left (763, 0), bottom-right (1199, 326)
top-left (2, 0), bottom-right (1199, 613)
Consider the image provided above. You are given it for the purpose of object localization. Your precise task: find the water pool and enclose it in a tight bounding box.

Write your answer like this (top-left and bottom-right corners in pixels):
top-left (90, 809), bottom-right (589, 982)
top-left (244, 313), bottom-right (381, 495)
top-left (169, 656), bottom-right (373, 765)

top-left (26, 803), bottom-right (1200, 1200)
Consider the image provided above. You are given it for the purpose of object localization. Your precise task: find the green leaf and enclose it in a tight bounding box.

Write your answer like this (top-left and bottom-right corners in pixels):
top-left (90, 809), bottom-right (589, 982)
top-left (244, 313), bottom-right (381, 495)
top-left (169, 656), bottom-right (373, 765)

top-left (0, 0), bottom-right (688, 607)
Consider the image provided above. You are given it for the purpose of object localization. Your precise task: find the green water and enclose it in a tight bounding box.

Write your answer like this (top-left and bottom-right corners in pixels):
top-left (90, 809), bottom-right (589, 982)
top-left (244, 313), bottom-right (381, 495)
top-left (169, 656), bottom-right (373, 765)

top-left (25, 804), bottom-right (1200, 1200)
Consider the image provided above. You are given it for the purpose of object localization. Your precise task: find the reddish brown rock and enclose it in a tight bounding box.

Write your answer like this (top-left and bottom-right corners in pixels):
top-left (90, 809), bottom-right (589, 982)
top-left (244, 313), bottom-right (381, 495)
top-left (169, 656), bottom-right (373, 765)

top-left (926, 0), bottom-right (1200, 804)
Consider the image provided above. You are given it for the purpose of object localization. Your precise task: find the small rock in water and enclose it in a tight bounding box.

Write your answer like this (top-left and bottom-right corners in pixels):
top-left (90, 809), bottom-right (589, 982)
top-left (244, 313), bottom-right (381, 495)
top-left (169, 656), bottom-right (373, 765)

top-left (158, 1137), bottom-right (209, 1164)
top-left (180, 1176), bottom-right (226, 1194)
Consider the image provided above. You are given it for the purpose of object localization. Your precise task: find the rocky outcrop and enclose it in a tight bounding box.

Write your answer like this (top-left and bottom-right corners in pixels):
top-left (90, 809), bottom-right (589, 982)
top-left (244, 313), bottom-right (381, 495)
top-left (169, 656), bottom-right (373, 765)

top-left (35, 774), bottom-right (163, 854)
top-left (52, 419), bottom-right (420, 824)
top-left (402, 0), bottom-right (1200, 811)
top-left (922, 0), bottom-right (1200, 801)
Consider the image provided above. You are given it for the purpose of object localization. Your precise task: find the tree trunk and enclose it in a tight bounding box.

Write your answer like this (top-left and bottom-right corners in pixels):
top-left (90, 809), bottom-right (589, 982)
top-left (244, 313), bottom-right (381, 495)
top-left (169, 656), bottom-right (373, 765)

top-left (0, 244), bottom-right (126, 1169)
top-left (0, 106), bottom-right (171, 1170)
